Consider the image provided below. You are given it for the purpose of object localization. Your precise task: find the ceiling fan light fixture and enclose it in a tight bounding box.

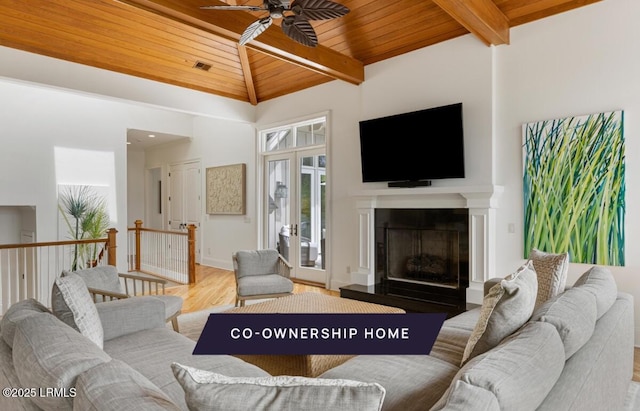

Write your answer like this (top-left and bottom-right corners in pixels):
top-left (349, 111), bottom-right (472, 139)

top-left (201, 0), bottom-right (349, 47)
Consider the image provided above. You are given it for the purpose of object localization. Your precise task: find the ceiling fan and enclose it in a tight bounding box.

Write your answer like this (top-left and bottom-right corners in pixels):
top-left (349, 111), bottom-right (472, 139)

top-left (201, 0), bottom-right (350, 47)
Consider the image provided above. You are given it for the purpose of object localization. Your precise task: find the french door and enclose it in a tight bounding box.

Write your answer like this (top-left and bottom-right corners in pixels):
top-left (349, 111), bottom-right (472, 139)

top-left (264, 148), bottom-right (326, 284)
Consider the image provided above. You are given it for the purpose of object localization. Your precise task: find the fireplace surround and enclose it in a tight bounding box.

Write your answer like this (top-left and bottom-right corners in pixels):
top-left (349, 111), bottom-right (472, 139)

top-left (341, 185), bottom-right (503, 314)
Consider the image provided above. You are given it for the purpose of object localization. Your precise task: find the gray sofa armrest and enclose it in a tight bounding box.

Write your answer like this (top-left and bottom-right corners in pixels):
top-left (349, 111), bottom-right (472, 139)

top-left (484, 278), bottom-right (502, 296)
top-left (96, 296), bottom-right (166, 341)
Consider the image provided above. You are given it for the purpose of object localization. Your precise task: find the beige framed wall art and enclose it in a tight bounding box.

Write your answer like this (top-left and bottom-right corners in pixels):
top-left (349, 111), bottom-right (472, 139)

top-left (206, 163), bottom-right (246, 215)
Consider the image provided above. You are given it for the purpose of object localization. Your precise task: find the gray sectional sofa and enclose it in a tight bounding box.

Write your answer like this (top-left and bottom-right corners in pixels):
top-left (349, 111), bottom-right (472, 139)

top-left (0, 266), bottom-right (633, 410)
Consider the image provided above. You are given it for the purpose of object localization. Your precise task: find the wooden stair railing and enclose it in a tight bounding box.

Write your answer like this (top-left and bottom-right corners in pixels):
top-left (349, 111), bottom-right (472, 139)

top-left (127, 220), bottom-right (196, 285)
top-left (0, 228), bottom-right (117, 314)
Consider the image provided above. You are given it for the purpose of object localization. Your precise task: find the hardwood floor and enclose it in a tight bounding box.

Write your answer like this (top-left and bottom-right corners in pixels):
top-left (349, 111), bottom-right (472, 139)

top-left (164, 264), bottom-right (337, 314)
top-left (167, 265), bottom-right (640, 381)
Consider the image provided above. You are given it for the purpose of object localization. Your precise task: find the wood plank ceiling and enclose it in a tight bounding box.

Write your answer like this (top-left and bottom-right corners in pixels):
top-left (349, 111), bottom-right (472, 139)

top-left (0, 0), bottom-right (599, 105)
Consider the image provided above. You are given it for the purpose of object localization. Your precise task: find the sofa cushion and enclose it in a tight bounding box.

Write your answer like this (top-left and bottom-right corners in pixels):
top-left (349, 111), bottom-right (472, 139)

top-left (0, 298), bottom-right (51, 348)
top-left (429, 380), bottom-right (500, 411)
top-left (430, 308), bottom-right (480, 366)
top-left (434, 321), bottom-right (565, 411)
top-left (172, 363), bottom-right (386, 411)
top-left (461, 262), bottom-right (538, 364)
top-left (320, 355), bottom-right (459, 411)
top-left (573, 266), bottom-right (617, 319)
top-left (237, 274), bottom-right (294, 296)
top-left (536, 293), bottom-right (633, 411)
top-left (529, 248), bottom-right (569, 307)
top-left (74, 359), bottom-right (181, 411)
top-left (96, 296), bottom-right (167, 341)
top-left (530, 287), bottom-right (597, 359)
top-left (12, 313), bottom-right (111, 410)
top-left (103, 327), bottom-right (270, 409)
top-left (52, 272), bottom-right (104, 348)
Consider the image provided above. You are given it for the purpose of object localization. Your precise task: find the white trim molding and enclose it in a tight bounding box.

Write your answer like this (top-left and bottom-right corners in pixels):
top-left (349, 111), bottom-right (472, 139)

top-left (351, 185), bottom-right (504, 304)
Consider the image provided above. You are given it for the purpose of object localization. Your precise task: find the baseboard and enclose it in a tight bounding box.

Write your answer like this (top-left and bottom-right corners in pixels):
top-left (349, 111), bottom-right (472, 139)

top-left (200, 257), bottom-right (232, 271)
top-left (329, 279), bottom-right (350, 291)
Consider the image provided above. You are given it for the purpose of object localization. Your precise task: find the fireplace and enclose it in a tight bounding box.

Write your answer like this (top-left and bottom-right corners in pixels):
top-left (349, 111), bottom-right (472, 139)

top-left (374, 208), bottom-right (469, 307)
top-left (340, 185), bottom-right (502, 315)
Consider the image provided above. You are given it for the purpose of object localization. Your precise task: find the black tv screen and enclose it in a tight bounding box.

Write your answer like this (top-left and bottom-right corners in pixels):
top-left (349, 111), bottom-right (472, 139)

top-left (359, 103), bottom-right (465, 184)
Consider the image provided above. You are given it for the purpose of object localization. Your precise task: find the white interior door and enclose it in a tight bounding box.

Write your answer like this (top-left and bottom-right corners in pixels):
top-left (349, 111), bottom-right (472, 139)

top-left (264, 149), bottom-right (326, 284)
top-left (168, 160), bottom-right (201, 262)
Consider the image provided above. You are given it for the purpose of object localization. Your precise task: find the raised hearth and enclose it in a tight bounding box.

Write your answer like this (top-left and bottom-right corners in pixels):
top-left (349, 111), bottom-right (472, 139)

top-left (340, 283), bottom-right (479, 318)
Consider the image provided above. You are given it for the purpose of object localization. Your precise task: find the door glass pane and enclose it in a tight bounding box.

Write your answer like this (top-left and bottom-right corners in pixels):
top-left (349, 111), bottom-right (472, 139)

top-left (298, 155), bottom-right (325, 270)
top-left (267, 159), bottom-right (290, 261)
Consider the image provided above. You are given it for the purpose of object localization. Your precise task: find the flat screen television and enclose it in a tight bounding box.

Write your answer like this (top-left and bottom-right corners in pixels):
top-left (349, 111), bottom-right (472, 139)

top-left (359, 102), bottom-right (465, 187)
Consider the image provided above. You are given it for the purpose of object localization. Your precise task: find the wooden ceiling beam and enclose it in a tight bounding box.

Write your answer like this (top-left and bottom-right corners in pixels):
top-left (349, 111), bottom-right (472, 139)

top-left (119, 0), bottom-right (364, 85)
top-left (432, 0), bottom-right (510, 46)
top-left (237, 45), bottom-right (258, 105)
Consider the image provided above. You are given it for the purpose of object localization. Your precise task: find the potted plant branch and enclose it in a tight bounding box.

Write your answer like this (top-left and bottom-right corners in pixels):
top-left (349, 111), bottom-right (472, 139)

top-left (58, 186), bottom-right (110, 270)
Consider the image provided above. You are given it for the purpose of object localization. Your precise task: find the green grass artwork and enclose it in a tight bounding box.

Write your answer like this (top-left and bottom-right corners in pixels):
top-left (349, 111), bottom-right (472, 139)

top-left (523, 110), bottom-right (625, 266)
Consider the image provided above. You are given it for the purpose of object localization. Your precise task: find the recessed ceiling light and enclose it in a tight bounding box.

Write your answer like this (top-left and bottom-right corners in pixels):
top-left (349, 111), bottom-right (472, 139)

top-left (148, 134), bottom-right (156, 138)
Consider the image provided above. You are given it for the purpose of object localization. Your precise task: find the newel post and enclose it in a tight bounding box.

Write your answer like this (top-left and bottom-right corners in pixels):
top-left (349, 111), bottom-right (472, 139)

top-left (187, 224), bottom-right (197, 284)
top-left (135, 220), bottom-right (143, 271)
top-left (107, 228), bottom-right (118, 267)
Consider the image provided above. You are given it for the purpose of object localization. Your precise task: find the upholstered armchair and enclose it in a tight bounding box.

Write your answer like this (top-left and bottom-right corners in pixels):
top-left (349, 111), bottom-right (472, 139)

top-left (232, 249), bottom-right (294, 307)
top-left (65, 265), bottom-right (183, 332)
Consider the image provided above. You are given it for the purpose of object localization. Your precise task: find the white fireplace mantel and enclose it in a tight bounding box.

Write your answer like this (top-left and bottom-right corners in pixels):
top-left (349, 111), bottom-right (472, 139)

top-left (351, 184), bottom-right (504, 305)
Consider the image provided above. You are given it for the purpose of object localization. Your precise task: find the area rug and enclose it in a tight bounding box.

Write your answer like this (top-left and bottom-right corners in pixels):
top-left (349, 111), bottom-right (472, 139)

top-left (173, 299), bottom-right (272, 341)
top-left (174, 304), bottom-right (234, 341)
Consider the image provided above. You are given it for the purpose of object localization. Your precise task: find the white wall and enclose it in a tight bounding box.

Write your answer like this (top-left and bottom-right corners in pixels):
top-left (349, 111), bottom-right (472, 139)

top-left (127, 149), bottom-right (146, 226)
top-left (256, 35), bottom-right (494, 289)
top-left (0, 78), bottom-right (196, 303)
top-left (495, 0), bottom-right (640, 341)
top-left (0, 207), bottom-right (24, 244)
top-left (143, 116), bottom-right (257, 269)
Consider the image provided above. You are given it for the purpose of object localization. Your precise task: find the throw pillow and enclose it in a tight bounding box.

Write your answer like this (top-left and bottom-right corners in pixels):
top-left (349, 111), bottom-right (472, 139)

top-left (51, 272), bottom-right (104, 348)
top-left (171, 363), bottom-right (386, 411)
top-left (529, 248), bottom-right (569, 307)
top-left (461, 261), bottom-right (538, 365)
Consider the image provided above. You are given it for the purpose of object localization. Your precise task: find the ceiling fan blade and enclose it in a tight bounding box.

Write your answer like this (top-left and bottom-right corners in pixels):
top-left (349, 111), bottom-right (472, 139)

top-left (239, 17), bottom-right (273, 46)
top-left (200, 5), bottom-right (266, 11)
top-left (281, 16), bottom-right (318, 47)
top-left (291, 0), bottom-right (349, 20)
top-left (267, 0), bottom-right (290, 7)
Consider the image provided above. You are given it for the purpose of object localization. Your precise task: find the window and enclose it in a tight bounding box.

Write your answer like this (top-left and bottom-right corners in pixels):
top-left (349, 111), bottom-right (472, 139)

top-left (263, 118), bottom-right (326, 153)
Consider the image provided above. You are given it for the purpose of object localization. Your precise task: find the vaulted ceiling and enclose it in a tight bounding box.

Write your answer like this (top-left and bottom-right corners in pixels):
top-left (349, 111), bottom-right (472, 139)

top-left (0, 0), bottom-right (599, 105)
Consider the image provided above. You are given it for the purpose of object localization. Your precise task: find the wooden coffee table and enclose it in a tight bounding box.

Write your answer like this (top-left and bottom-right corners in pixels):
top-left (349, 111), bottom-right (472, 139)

top-left (224, 292), bottom-right (405, 377)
